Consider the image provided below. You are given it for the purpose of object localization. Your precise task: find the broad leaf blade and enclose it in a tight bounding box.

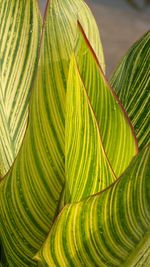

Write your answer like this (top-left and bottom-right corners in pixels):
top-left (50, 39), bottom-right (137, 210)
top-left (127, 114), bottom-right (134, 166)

top-left (111, 31), bottom-right (150, 150)
top-left (75, 1), bottom-right (105, 71)
top-left (0, 0), bottom-right (42, 177)
top-left (0, 0), bottom-right (105, 265)
top-left (75, 24), bottom-right (138, 177)
top-left (65, 55), bottom-right (116, 202)
top-left (36, 146), bottom-right (150, 266)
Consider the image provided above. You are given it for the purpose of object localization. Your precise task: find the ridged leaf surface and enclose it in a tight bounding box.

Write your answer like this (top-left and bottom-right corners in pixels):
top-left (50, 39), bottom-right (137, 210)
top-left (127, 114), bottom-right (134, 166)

top-left (65, 55), bottom-right (116, 202)
top-left (0, 0), bottom-right (105, 265)
top-left (36, 146), bottom-right (150, 266)
top-left (0, 0), bottom-right (41, 177)
top-left (75, 25), bottom-right (138, 178)
top-left (111, 31), bottom-right (150, 150)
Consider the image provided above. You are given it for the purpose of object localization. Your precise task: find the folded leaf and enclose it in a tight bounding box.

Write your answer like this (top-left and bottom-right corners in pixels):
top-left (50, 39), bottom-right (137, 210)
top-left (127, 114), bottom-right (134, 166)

top-left (75, 24), bottom-right (138, 177)
top-left (111, 31), bottom-right (150, 150)
top-left (35, 146), bottom-right (150, 266)
top-left (35, 0), bottom-right (105, 194)
top-left (0, 0), bottom-right (105, 265)
top-left (0, 0), bottom-right (42, 177)
top-left (65, 55), bottom-right (116, 202)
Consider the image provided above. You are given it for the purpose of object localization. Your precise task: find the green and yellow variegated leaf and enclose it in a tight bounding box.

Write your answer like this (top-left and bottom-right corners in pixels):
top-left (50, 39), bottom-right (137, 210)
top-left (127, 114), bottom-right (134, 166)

top-left (75, 24), bottom-right (138, 178)
top-left (65, 55), bottom-right (116, 202)
top-left (44, 0), bottom-right (105, 70)
top-left (0, 0), bottom-right (42, 177)
top-left (111, 31), bottom-right (150, 150)
top-left (35, 146), bottom-right (150, 267)
top-left (0, 0), bottom-right (105, 266)
top-left (36, 0), bottom-right (105, 192)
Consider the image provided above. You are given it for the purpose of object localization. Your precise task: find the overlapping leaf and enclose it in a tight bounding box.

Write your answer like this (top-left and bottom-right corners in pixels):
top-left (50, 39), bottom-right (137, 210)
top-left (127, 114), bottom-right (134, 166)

top-left (0, 0), bottom-right (105, 266)
top-left (35, 146), bottom-right (150, 266)
top-left (1, 1), bottom-right (149, 266)
top-left (0, 0), bottom-right (42, 177)
top-left (111, 31), bottom-right (150, 150)
top-left (64, 26), bottom-right (138, 203)
top-left (65, 55), bottom-right (116, 203)
top-left (75, 25), bottom-right (138, 178)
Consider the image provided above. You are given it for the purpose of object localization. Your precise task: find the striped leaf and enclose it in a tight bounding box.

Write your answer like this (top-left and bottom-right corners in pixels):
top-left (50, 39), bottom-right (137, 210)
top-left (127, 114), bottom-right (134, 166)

top-left (64, 25), bottom-right (138, 203)
top-left (0, 0), bottom-right (105, 266)
top-left (65, 55), bottom-right (116, 203)
top-left (75, 24), bottom-right (138, 178)
top-left (0, 240), bottom-right (8, 267)
top-left (111, 31), bottom-right (150, 151)
top-left (0, 0), bottom-right (42, 177)
top-left (35, 146), bottom-right (150, 266)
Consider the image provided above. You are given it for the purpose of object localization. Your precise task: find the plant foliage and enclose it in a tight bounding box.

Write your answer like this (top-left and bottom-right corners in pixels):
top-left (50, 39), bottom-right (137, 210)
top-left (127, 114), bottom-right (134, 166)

top-left (0, 0), bottom-right (149, 266)
top-left (0, 0), bottom-right (42, 177)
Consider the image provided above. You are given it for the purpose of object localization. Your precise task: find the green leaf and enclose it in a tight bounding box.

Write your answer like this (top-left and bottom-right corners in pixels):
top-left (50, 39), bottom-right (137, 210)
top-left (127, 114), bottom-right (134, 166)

top-left (60, 24), bottom-right (138, 204)
top-left (0, 239), bottom-right (8, 267)
top-left (0, 0), bottom-right (42, 177)
top-left (65, 55), bottom-right (116, 203)
top-left (110, 31), bottom-right (150, 150)
top-left (74, 24), bottom-right (138, 178)
top-left (35, 146), bottom-right (150, 266)
top-left (0, 0), bottom-right (105, 266)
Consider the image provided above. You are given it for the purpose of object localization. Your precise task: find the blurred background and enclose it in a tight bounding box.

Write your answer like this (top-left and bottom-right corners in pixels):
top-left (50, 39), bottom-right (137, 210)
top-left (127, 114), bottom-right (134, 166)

top-left (38, 0), bottom-right (150, 76)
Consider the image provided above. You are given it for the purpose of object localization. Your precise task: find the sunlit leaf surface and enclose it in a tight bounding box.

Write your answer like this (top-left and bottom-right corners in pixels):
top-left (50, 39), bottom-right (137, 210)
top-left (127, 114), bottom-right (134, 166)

top-left (75, 25), bottom-right (138, 178)
top-left (0, 0), bottom-right (105, 265)
top-left (0, 0), bottom-right (42, 177)
top-left (36, 146), bottom-right (150, 267)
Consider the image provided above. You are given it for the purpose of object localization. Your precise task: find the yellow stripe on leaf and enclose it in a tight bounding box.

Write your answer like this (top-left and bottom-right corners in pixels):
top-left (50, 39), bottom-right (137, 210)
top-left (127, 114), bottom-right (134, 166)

top-left (0, 0), bottom-right (42, 177)
top-left (65, 55), bottom-right (116, 202)
top-left (111, 31), bottom-right (150, 151)
top-left (75, 24), bottom-right (138, 177)
top-left (36, 146), bottom-right (150, 267)
top-left (0, 0), bottom-right (105, 265)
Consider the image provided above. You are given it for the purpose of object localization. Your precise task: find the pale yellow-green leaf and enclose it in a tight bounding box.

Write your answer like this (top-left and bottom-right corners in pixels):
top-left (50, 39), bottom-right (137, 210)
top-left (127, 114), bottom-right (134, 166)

top-left (0, 0), bottom-right (42, 177)
top-left (0, 0), bottom-right (105, 266)
top-left (65, 55), bottom-right (116, 203)
top-left (35, 146), bottom-right (150, 267)
top-left (75, 24), bottom-right (138, 177)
